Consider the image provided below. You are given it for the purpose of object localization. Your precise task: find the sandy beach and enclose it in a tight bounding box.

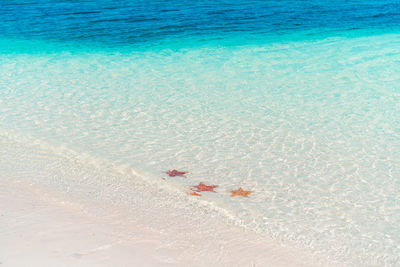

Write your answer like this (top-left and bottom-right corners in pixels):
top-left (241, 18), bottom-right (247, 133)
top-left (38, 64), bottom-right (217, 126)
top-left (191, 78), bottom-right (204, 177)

top-left (0, 177), bottom-right (322, 267)
top-left (0, 141), bottom-right (321, 267)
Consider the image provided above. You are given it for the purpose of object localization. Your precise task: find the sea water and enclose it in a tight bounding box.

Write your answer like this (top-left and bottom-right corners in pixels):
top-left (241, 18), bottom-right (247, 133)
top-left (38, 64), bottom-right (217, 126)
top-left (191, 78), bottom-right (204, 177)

top-left (1, 1), bottom-right (400, 266)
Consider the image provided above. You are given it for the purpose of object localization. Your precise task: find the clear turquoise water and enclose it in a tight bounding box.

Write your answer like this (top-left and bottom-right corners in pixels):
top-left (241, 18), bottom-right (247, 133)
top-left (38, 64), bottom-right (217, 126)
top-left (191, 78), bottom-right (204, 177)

top-left (1, 1), bottom-right (400, 265)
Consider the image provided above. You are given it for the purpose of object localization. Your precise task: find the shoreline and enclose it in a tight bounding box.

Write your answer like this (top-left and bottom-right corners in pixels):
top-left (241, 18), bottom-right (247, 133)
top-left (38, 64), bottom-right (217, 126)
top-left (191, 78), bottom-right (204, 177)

top-left (0, 140), bottom-right (324, 267)
top-left (0, 175), bottom-right (321, 267)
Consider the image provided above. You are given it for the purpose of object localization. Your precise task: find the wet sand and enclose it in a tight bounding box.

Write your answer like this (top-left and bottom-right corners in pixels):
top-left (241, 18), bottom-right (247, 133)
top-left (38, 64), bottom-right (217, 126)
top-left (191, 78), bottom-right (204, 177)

top-left (0, 174), bottom-right (320, 267)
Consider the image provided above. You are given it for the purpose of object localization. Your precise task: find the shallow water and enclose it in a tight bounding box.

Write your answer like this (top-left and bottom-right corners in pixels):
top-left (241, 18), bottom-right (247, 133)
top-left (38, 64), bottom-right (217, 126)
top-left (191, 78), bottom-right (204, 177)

top-left (1, 0), bottom-right (400, 266)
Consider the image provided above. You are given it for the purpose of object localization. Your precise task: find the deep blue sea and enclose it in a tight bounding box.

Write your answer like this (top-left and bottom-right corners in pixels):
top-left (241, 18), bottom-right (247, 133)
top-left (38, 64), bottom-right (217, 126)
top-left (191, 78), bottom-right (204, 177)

top-left (1, 0), bottom-right (400, 50)
top-left (1, 1), bottom-right (400, 266)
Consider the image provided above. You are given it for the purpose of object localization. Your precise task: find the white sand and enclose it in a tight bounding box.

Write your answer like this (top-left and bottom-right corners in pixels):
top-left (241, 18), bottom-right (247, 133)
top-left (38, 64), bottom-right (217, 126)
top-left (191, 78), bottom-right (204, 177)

top-left (0, 138), bottom-right (324, 266)
top-left (0, 175), bottom-right (322, 267)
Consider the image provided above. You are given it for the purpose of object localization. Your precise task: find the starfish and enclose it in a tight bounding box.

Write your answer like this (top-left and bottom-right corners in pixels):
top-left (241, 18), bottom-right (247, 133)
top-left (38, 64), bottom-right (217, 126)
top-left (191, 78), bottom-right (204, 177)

top-left (192, 182), bottom-right (219, 193)
top-left (189, 192), bottom-right (202, 196)
top-left (230, 187), bottom-right (252, 197)
top-left (166, 169), bottom-right (188, 177)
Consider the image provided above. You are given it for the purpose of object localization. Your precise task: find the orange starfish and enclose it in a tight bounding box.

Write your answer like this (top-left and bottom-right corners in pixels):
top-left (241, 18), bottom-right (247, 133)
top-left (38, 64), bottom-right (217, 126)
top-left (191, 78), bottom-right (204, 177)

top-left (166, 169), bottom-right (188, 177)
top-left (230, 187), bottom-right (252, 197)
top-left (192, 182), bottom-right (219, 193)
top-left (190, 192), bottom-right (202, 196)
